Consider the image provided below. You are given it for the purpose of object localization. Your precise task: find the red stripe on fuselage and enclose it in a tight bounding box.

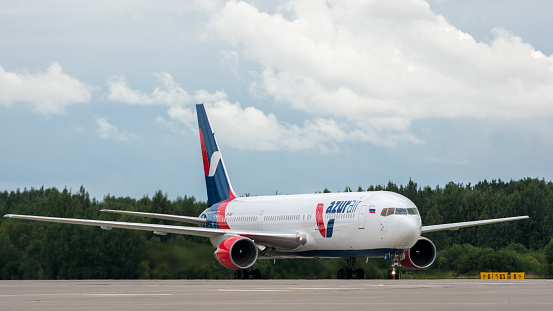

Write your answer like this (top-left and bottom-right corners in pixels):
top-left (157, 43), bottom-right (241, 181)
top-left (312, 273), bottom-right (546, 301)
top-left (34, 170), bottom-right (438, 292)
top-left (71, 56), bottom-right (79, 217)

top-left (216, 199), bottom-right (232, 229)
top-left (316, 203), bottom-right (326, 238)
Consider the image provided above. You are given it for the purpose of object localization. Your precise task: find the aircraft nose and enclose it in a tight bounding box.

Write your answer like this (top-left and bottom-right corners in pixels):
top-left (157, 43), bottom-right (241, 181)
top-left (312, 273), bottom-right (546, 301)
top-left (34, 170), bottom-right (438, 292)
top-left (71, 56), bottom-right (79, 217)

top-left (397, 216), bottom-right (421, 243)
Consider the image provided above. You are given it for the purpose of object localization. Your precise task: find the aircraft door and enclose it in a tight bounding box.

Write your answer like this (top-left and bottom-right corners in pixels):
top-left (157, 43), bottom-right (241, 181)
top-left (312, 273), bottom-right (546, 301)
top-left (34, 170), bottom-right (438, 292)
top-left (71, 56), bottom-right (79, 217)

top-left (258, 210), bottom-right (264, 231)
top-left (358, 205), bottom-right (367, 229)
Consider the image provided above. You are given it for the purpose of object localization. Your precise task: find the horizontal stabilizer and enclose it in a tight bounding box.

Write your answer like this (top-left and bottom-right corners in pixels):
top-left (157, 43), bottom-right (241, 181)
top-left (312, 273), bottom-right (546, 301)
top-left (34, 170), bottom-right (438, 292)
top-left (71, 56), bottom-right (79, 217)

top-left (100, 209), bottom-right (206, 225)
top-left (421, 216), bottom-right (529, 233)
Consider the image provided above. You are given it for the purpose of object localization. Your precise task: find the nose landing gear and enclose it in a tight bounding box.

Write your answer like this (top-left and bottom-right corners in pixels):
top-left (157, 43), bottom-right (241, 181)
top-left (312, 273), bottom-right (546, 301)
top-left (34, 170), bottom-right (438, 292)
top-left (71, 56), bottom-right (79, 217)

top-left (386, 253), bottom-right (401, 279)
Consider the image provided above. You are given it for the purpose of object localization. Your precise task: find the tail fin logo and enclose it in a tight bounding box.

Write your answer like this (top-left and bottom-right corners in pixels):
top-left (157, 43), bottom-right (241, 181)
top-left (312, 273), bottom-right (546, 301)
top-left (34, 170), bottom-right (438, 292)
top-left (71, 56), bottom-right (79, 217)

top-left (197, 104), bottom-right (237, 206)
top-left (199, 128), bottom-right (221, 177)
top-left (208, 151), bottom-right (221, 177)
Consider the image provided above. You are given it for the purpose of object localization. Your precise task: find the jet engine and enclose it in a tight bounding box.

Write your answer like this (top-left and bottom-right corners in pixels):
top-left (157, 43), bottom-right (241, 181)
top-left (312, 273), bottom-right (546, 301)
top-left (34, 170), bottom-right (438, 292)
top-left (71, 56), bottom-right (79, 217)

top-left (399, 236), bottom-right (436, 270)
top-left (215, 236), bottom-right (258, 270)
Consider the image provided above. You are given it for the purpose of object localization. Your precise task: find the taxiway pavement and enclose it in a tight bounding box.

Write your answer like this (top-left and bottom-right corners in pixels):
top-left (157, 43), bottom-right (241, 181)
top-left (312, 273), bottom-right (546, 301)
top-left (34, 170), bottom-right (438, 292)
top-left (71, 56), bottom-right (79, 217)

top-left (1, 279), bottom-right (552, 311)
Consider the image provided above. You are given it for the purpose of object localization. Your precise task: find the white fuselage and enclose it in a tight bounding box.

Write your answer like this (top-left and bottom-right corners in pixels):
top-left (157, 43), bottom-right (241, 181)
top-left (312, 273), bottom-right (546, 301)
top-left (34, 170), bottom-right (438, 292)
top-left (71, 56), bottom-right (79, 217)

top-left (202, 191), bottom-right (422, 259)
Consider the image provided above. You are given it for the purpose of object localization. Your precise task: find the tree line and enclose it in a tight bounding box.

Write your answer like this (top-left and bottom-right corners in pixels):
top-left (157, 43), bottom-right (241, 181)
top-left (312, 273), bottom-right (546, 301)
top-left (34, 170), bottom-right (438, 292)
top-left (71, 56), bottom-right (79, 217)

top-left (1, 178), bottom-right (553, 279)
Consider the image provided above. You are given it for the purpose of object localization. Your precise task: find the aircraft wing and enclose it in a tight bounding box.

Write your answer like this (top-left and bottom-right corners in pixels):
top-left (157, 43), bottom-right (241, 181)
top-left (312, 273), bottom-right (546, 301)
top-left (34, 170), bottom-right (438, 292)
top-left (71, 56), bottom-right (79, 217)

top-left (100, 209), bottom-right (207, 225)
top-left (421, 215), bottom-right (529, 233)
top-left (3, 214), bottom-right (305, 249)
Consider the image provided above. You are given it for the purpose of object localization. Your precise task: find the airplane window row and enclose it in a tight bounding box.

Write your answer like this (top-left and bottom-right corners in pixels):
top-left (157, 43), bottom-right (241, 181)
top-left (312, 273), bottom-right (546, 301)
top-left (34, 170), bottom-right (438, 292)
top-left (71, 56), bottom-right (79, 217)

top-left (324, 213), bottom-right (354, 219)
top-left (225, 216), bottom-right (256, 222)
top-left (264, 215), bottom-right (302, 221)
top-left (380, 207), bottom-right (419, 216)
top-left (226, 213), bottom-right (356, 223)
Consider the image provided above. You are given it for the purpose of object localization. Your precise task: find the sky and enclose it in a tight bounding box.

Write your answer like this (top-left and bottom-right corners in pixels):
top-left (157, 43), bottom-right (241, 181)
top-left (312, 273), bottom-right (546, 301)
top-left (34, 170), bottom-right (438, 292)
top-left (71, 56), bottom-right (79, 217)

top-left (1, 0), bottom-right (553, 202)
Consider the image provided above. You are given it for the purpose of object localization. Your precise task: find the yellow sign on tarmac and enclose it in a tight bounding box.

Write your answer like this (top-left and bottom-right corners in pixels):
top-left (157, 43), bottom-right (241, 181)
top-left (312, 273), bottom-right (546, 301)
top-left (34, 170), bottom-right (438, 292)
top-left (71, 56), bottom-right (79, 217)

top-left (492, 272), bottom-right (508, 279)
top-left (480, 272), bottom-right (525, 279)
top-left (511, 272), bottom-right (525, 279)
top-left (480, 272), bottom-right (493, 279)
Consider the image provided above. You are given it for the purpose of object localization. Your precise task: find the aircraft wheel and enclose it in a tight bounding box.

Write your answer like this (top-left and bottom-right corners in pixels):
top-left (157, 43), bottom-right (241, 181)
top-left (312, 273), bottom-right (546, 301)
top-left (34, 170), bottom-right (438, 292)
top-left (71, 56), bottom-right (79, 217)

top-left (346, 268), bottom-right (353, 279)
top-left (234, 270), bottom-right (242, 279)
top-left (356, 269), bottom-right (364, 279)
top-left (252, 269), bottom-right (261, 279)
top-left (234, 269), bottom-right (261, 279)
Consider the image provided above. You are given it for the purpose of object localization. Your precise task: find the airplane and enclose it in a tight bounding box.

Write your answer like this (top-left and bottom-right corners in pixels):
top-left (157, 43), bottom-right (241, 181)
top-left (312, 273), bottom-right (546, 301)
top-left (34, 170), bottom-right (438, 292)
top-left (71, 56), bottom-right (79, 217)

top-left (4, 104), bottom-right (529, 279)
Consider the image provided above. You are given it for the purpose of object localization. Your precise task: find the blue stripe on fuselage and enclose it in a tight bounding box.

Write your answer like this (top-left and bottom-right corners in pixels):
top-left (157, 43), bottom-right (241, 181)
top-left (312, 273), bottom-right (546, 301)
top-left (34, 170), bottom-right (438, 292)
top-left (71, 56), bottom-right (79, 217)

top-left (201, 204), bottom-right (221, 229)
top-left (326, 219), bottom-right (335, 238)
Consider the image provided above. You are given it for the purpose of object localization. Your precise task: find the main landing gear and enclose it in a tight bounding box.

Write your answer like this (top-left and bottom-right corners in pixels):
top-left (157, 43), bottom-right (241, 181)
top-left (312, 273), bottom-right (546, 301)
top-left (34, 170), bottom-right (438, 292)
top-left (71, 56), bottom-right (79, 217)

top-left (234, 268), bottom-right (261, 279)
top-left (336, 257), bottom-right (364, 279)
top-left (386, 253), bottom-right (401, 279)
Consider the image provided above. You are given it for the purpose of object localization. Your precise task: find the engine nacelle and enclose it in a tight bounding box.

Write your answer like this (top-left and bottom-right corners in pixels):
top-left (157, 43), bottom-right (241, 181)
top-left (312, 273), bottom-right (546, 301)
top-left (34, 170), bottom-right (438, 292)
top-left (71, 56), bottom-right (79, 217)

top-left (215, 236), bottom-right (258, 270)
top-left (399, 236), bottom-right (436, 270)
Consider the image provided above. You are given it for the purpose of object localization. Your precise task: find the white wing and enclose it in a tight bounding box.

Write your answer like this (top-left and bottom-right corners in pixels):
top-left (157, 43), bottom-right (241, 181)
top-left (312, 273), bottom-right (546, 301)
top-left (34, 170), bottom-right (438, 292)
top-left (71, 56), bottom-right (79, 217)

top-left (100, 209), bottom-right (207, 225)
top-left (3, 214), bottom-right (306, 249)
top-left (421, 216), bottom-right (529, 233)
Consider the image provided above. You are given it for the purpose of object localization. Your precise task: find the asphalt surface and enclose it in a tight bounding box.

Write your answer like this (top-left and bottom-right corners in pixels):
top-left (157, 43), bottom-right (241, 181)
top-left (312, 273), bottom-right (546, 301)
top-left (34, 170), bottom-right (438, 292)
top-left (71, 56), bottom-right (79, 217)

top-left (1, 279), bottom-right (552, 311)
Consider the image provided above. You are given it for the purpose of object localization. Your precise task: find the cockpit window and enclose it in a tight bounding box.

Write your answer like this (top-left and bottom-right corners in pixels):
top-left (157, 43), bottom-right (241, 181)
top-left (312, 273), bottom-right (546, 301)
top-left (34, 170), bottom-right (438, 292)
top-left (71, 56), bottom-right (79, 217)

top-left (380, 207), bottom-right (396, 216)
top-left (395, 208), bottom-right (407, 215)
top-left (407, 208), bottom-right (418, 215)
top-left (380, 207), bottom-right (419, 216)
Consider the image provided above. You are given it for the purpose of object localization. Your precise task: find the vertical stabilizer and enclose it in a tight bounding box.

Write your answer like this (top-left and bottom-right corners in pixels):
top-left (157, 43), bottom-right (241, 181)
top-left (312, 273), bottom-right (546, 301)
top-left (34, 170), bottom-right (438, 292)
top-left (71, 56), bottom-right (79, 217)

top-left (196, 104), bottom-right (237, 206)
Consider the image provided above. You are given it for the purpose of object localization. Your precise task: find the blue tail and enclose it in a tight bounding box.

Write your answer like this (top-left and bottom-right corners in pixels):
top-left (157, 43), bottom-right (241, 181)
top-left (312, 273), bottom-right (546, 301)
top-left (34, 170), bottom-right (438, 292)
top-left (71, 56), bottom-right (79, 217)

top-left (196, 104), bottom-right (237, 206)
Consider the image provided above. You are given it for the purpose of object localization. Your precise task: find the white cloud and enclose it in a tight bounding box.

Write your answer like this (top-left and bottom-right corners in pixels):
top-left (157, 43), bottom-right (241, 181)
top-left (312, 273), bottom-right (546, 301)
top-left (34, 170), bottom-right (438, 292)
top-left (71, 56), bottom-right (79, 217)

top-left (107, 73), bottom-right (190, 106)
top-left (95, 116), bottom-right (139, 142)
top-left (220, 50), bottom-right (241, 78)
top-left (104, 0), bottom-right (553, 150)
top-left (0, 62), bottom-right (92, 115)
top-left (207, 0), bottom-right (553, 124)
top-left (106, 76), bottom-right (154, 105)
top-left (108, 72), bottom-right (418, 150)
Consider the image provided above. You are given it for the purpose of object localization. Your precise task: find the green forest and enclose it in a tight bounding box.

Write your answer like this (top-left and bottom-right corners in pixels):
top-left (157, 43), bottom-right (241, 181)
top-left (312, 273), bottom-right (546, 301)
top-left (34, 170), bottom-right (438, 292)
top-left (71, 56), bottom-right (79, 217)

top-left (2, 178), bottom-right (553, 280)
